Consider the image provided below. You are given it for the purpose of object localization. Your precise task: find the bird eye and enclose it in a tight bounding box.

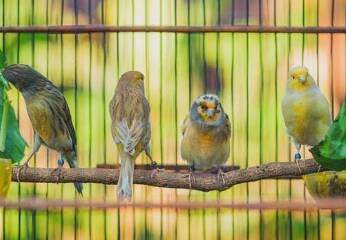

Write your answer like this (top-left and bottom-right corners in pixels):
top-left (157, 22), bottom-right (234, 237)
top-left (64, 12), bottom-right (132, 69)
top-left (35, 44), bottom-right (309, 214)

top-left (201, 105), bottom-right (207, 110)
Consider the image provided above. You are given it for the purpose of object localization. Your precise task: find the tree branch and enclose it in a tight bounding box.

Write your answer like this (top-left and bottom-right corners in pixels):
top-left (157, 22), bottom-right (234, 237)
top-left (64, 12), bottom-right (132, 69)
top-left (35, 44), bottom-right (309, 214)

top-left (12, 159), bottom-right (321, 192)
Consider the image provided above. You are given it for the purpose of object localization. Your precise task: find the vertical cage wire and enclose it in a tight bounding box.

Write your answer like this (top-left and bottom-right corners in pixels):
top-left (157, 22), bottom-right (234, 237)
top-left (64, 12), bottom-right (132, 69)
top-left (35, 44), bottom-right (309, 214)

top-left (0, 0), bottom-right (345, 239)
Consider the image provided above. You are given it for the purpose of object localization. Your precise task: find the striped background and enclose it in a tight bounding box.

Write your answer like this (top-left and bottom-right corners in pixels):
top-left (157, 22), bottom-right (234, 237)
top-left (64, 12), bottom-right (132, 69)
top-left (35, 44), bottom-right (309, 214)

top-left (1, 0), bottom-right (345, 239)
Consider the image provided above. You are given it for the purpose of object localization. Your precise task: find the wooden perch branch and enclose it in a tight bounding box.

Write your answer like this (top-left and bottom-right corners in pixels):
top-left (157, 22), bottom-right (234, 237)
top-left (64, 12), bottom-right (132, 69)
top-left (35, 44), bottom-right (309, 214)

top-left (12, 159), bottom-right (321, 192)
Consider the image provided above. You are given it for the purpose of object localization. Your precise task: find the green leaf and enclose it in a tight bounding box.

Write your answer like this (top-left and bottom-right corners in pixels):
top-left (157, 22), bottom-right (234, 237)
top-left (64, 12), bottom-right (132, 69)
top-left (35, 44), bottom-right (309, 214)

top-left (310, 101), bottom-right (346, 171)
top-left (0, 70), bottom-right (9, 91)
top-left (0, 50), bottom-right (6, 69)
top-left (0, 96), bottom-right (9, 151)
top-left (0, 51), bottom-right (27, 163)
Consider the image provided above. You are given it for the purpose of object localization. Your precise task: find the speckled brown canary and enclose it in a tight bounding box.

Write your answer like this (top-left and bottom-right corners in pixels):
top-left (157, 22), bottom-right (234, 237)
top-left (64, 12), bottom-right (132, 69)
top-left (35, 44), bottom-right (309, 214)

top-left (109, 71), bottom-right (152, 200)
top-left (2, 64), bottom-right (82, 194)
top-left (181, 94), bottom-right (231, 182)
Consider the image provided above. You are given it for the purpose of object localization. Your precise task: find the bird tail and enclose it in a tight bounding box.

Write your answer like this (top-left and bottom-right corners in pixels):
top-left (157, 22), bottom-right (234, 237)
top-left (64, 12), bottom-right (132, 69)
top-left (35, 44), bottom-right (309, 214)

top-left (117, 152), bottom-right (134, 201)
top-left (66, 154), bottom-right (83, 195)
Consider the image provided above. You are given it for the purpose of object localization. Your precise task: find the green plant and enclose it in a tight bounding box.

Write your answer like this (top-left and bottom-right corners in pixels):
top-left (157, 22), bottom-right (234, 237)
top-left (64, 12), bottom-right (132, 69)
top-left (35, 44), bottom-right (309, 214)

top-left (0, 50), bottom-right (27, 163)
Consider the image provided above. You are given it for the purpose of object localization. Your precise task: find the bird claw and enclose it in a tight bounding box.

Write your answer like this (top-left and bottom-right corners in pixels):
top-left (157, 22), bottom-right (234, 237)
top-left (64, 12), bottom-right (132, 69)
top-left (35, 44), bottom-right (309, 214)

top-left (217, 168), bottom-right (226, 186)
top-left (16, 162), bottom-right (29, 182)
top-left (52, 166), bottom-right (63, 183)
top-left (52, 159), bottom-right (65, 183)
top-left (187, 165), bottom-right (196, 188)
top-left (188, 172), bottom-right (196, 189)
top-left (150, 161), bottom-right (164, 178)
top-left (295, 159), bottom-right (302, 174)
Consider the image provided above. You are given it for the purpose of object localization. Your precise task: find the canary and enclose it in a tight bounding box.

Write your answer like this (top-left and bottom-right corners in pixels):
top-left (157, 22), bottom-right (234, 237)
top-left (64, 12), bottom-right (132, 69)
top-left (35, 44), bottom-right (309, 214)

top-left (0, 160), bottom-right (12, 197)
top-left (109, 71), bottom-right (153, 200)
top-left (181, 94), bottom-right (231, 185)
top-left (2, 64), bottom-right (83, 194)
top-left (282, 66), bottom-right (332, 169)
top-left (303, 171), bottom-right (346, 198)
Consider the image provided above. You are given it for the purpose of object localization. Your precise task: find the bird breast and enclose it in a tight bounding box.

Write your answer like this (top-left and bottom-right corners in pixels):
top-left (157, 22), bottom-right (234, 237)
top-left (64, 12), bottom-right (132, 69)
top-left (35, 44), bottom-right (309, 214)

top-left (181, 121), bottom-right (230, 170)
top-left (282, 88), bottom-right (331, 146)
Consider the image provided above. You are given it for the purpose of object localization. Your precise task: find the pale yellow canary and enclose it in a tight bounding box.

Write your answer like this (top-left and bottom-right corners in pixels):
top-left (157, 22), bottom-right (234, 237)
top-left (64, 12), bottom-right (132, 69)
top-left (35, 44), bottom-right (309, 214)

top-left (282, 66), bottom-right (332, 165)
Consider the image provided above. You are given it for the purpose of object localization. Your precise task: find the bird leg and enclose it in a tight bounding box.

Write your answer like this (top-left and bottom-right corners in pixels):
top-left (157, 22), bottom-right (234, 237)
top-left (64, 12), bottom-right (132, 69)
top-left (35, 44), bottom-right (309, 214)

top-left (145, 145), bottom-right (164, 178)
top-left (150, 161), bottom-right (165, 179)
top-left (52, 158), bottom-right (65, 183)
top-left (16, 133), bottom-right (41, 182)
top-left (294, 143), bottom-right (302, 173)
top-left (187, 164), bottom-right (196, 189)
top-left (217, 168), bottom-right (226, 186)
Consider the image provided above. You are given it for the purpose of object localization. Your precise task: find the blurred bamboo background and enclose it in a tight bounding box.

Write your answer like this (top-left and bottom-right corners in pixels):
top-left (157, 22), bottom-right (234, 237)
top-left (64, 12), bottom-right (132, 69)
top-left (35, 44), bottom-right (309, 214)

top-left (0, 0), bottom-right (346, 239)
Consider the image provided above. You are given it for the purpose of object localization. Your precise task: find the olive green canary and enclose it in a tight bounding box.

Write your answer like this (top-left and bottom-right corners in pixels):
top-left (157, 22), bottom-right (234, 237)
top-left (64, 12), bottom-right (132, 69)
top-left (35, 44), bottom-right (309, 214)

top-left (282, 66), bottom-right (332, 169)
top-left (109, 71), bottom-right (152, 200)
top-left (181, 94), bottom-right (231, 184)
top-left (2, 64), bottom-right (83, 194)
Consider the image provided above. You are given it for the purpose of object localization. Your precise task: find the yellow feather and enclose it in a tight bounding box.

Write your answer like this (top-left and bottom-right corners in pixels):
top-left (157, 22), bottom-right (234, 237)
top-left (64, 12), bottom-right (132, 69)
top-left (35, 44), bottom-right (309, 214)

top-left (282, 67), bottom-right (331, 146)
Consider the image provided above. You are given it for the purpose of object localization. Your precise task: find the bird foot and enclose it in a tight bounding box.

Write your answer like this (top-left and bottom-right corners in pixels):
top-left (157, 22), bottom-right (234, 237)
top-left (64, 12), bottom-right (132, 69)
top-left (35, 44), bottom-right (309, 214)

top-left (295, 159), bottom-right (302, 174)
top-left (294, 152), bottom-right (302, 173)
top-left (150, 161), bottom-right (164, 178)
top-left (52, 159), bottom-right (65, 183)
top-left (187, 165), bottom-right (196, 189)
top-left (318, 164), bottom-right (322, 172)
top-left (217, 168), bottom-right (226, 186)
top-left (188, 172), bottom-right (196, 189)
top-left (16, 162), bottom-right (30, 182)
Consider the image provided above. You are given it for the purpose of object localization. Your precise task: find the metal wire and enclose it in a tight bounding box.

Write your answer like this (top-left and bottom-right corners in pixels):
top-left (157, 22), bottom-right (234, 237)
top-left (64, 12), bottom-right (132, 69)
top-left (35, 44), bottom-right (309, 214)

top-left (1, 198), bottom-right (346, 211)
top-left (1, 1), bottom-right (345, 239)
top-left (0, 25), bottom-right (345, 33)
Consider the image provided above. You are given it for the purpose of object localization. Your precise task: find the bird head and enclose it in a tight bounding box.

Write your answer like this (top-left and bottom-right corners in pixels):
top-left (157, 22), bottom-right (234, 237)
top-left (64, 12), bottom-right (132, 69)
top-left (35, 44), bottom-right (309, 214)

top-left (191, 94), bottom-right (225, 127)
top-left (2, 64), bottom-right (47, 92)
top-left (287, 66), bottom-right (316, 91)
top-left (117, 71), bottom-right (145, 91)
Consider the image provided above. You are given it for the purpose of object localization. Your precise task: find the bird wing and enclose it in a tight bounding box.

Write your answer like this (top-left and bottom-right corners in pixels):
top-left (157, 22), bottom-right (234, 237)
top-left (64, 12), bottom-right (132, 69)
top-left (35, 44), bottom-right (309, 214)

top-left (224, 113), bottom-right (231, 137)
top-left (110, 92), bottom-right (150, 156)
top-left (181, 114), bottom-right (190, 136)
top-left (115, 118), bottom-right (144, 155)
top-left (60, 96), bottom-right (77, 152)
top-left (27, 85), bottom-right (76, 152)
top-left (46, 85), bottom-right (77, 152)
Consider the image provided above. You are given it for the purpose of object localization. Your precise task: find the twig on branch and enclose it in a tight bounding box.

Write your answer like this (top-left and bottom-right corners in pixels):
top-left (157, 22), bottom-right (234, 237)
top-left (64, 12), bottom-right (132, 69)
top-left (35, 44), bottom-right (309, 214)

top-left (12, 159), bottom-right (320, 191)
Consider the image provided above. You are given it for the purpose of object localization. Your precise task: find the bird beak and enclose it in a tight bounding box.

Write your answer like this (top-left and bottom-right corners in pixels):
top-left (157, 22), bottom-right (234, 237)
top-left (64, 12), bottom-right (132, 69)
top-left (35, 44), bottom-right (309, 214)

top-left (207, 109), bottom-right (215, 117)
top-left (299, 76), bottom-right (306, 83)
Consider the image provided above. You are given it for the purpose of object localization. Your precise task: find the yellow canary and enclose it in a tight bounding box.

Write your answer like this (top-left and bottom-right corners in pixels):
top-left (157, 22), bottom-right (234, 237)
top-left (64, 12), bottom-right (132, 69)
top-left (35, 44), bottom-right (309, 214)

top-left (303, 171), bottom-right (346, 199)
top-left (0, 160), bottom-right (12, 197)
top-left (181, 94), bottom-right (231, 184)
top-left (2, 64), bottom-right (83, 194)
top-left (282, 66), bottom-right (332, 166)
top-left (109, 71), bottom-right (152, 200)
